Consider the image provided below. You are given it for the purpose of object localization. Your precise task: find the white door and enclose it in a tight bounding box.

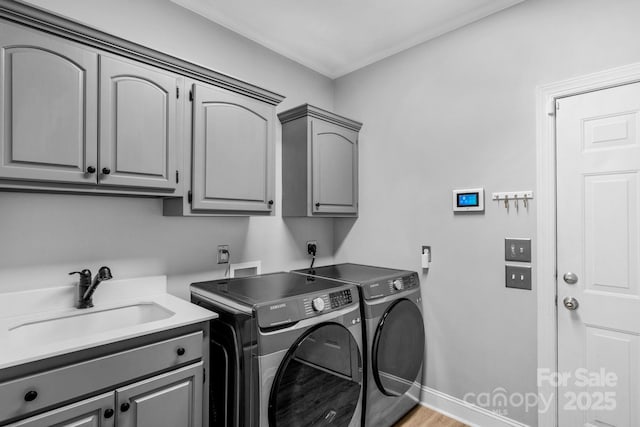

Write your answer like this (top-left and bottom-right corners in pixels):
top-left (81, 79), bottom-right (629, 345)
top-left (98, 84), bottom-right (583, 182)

top-left (557, 82), bottom-right (640, 426)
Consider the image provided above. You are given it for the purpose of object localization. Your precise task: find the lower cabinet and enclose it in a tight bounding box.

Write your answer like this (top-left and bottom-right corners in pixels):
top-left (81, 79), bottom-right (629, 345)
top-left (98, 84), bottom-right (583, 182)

top-left (8, 363), bottom-right (203, 427)
top-left (8, 393), bottom-right (115, 427)
top-left (117, 362), bottom-right (203, 427)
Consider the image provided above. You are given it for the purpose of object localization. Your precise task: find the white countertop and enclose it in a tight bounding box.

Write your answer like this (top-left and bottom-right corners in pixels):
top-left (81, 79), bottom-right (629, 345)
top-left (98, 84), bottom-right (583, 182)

top-left (0, 276), bottom-right (217, 371)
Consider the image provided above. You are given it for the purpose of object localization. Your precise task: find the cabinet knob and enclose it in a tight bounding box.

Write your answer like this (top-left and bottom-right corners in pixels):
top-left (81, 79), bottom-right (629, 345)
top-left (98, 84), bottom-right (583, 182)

top-left (120, 402), bottom-right (130, 412)
top-left (86, 166), bottom-right (96, 174)
top-left (102, 167), bottom-right (111, 175)
top-left (268, 200), bottom-right (274, 206)
top-left (177, 347), bottom-right (186, 356)
top-left (24, 390), bottom-right (38, 402)
top-left (315, 202), bottom-right (320, 208)
top-left (104, 408), bottom-right (114, 419)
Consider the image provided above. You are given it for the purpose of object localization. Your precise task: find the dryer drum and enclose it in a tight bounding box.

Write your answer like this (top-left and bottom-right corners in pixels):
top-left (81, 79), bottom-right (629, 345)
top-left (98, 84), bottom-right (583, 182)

top-left (269, 322), bottom-right (363, 426)
top-left (372, 299), bottom-right (425, 397)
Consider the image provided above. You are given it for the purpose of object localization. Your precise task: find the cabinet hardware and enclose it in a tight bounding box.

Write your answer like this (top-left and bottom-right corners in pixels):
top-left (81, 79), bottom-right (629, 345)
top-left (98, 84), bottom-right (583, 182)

top-left (104, 408), bottom-right (114, 418)
top-left (102, 167), bottom-right (111, 175)
top-left (120, 402), bottom-right (130, 412)
top-left (189, 90), bottom-right (193, 102)
top-left (315, 202), bottom-right (320, 208)
top-left (177, 347), bottom-right (186, 356)
top-left (176, 170), bottom-right (179, 184)
top-left (176, 86), bottom-right (179, 99)
top-left (24, 390), bottom-right (38, 402)
top-left (86, 166), bottom-right (96, 174)
top-left (188, 190), bottom-right (192, 204)
top-left (268, 200), bottom-right (274, 207)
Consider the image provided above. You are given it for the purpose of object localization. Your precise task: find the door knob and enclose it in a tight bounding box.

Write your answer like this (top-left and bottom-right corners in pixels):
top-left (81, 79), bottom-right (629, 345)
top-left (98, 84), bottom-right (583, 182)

top-left (563, 296), bottom-right (579, 311)
top-left (563, 272), bottom-right (578, 285)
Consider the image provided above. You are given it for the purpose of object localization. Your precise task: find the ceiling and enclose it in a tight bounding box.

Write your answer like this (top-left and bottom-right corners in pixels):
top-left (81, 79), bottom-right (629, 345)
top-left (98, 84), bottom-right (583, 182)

top-left (170, 0), bottom-right (525, 79)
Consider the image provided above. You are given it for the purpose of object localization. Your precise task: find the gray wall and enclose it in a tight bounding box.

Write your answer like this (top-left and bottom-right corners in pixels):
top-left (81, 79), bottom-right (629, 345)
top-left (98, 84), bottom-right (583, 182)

top-left (333, 0), bottom-right (640, 424)
top-left (0, 0), bottom-right (336, 298)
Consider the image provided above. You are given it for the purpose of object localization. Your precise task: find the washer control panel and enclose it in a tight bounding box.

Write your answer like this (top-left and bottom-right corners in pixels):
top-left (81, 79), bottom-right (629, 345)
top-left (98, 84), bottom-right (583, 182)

top-left (330, 289), bottom-right (353, 309)
top-left (361, 273), bottom-right (420, 300)
top-left (256, 286), bottom-right (358, 328)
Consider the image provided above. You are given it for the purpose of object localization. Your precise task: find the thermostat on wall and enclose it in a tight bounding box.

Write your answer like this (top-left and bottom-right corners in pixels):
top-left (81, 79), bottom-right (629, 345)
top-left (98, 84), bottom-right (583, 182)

top-left (452, 188), bottom-right (484, 212)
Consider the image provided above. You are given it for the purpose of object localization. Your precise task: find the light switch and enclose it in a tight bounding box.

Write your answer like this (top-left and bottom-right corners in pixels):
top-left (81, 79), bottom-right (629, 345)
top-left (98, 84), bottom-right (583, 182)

top-left (505, 265), bottom-right (532, 290)
top-left (505, 238), bottom-right (531, 262)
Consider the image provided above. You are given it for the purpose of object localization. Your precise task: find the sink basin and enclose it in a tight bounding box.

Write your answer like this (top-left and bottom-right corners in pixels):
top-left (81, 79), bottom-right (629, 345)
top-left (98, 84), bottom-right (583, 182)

top-left (8, 302), bottom-right (175, 345)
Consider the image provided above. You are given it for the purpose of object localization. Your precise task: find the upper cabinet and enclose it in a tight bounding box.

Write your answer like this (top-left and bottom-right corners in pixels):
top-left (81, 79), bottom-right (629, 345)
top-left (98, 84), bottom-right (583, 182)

top-left (0, 21), bottom-right (182, 195)
top-left (189, 83), bottom-right (275, 214)
top-left (279, 104), bottom-right (362, 217)
top-left (99, 55), bottom-right (180, 191)
top-left (0, 22), bottom-right (98, 185)
top-left (0, 2), bottom-right (284, 204)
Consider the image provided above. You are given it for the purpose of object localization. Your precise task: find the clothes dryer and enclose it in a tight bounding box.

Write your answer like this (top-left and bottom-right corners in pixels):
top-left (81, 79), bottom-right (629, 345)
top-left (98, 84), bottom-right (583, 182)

top-left (294, 264), bottom-right (424, 427)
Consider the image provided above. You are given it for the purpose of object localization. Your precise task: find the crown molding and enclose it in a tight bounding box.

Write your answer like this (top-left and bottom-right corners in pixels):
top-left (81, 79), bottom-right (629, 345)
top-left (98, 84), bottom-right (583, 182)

top-left (278, 104), bottom-right (362, 131)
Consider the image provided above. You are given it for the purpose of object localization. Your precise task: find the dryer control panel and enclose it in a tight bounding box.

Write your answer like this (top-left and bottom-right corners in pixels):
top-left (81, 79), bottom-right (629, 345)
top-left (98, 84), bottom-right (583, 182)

top-left (361, 273), bottom-right (420, 300)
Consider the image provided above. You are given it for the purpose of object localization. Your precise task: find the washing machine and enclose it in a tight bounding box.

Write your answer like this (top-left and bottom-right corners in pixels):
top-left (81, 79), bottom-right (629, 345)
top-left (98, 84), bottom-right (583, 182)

top-left (293, 264), bottom-right (425, 427)
top-left (190, 272), bottom-right (364, 427)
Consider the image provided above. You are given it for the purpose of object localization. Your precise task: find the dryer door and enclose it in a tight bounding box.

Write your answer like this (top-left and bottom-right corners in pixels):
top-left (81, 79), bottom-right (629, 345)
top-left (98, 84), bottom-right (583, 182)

top-left (269, 323), bottom-right (362, 427)
top-left (372, 299), bottom-right (425, 397)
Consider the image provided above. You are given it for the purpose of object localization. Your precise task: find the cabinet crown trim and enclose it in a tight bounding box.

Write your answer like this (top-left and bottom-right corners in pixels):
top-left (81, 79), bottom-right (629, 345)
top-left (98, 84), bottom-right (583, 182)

top-left (0, 0), bottom-right (285, 106)
top-left (278, 104), bottom-right (363, 131)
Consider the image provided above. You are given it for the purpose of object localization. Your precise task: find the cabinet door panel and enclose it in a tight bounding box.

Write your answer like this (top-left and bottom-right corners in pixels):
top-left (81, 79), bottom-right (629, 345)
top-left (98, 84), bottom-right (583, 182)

top-left (0, 22), bottom-right (98, 184)
top-left (7, 393), bottom-right (114, 427)
top-left (192, 83), bottom-right (274, 213)
top-left (117, 362), bottom-right (202, 427)
top-left (99, 56), bottom-right (178, 191)
top-left (311, 119), bottom-right (358, 214)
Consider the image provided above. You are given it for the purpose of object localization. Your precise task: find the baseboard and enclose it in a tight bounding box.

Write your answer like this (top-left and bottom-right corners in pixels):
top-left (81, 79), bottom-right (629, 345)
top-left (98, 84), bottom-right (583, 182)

top-left (420, 386), bottom-right (529, 427)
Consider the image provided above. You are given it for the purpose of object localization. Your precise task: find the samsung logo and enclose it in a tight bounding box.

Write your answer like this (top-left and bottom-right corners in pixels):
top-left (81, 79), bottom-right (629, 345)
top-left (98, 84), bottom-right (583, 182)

top-left (269, 303), bottom-right (286, 310)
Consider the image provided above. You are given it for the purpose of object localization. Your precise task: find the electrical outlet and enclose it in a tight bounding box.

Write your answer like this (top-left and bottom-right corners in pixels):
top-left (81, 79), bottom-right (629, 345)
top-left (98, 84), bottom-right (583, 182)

top-left (217, 245), bottom-right (230, 264)
top-left (306, 240), bottom-right (317, 255)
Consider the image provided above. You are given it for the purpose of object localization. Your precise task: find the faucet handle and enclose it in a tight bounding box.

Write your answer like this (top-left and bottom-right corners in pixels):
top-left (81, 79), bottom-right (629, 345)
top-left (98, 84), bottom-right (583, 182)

top-left (69, 269), bottom-right (92, 284)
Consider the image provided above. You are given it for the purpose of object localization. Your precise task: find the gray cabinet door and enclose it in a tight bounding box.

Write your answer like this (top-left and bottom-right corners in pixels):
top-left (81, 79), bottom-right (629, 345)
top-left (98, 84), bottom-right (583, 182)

top-left (0, 22), bottom-right (98, 184)
top-left (311, 119), bottom-right (358, 215)
top-left (116, 362), bottom-right (203, 427)
top-left (191, 83), bottom-right (275, 213)
top-left (99, 55), bottom-right (179, 191)
top-left (7, 392), bottom-right (115, 427)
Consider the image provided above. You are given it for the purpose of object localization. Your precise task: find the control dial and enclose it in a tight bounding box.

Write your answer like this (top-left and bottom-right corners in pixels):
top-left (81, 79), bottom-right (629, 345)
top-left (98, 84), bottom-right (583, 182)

top-left (393, 279), bottom-right (404, 291)
top-left (312, 297), bottom-right (326, 312)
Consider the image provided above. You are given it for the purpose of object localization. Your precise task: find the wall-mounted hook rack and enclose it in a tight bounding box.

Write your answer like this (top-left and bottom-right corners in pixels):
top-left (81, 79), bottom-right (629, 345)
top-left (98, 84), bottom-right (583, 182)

top-left (492, 191), bottom-right (533, 210)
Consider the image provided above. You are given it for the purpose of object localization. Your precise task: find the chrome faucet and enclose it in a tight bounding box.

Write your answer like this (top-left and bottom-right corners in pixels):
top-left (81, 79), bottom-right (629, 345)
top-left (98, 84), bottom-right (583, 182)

top-left (69, 266), bottom-right (113, 309)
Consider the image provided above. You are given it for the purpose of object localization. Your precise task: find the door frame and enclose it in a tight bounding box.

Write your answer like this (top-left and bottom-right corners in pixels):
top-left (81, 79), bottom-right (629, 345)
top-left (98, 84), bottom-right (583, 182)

top-left (536, 62), bottom-right (640, 427)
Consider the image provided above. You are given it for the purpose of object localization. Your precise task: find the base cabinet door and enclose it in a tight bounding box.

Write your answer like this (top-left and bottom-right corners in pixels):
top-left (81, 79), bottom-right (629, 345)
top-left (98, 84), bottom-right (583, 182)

top-left (99, 55), bottom-right (180, 192)
top-left (7, 393), bottom-right (115, 427)
top-left (191, 83), bottom-right (275, 214)
top-left (116, 362), bottom-right (203, 427)
top-left (0, 21), bottom-right (98, 185)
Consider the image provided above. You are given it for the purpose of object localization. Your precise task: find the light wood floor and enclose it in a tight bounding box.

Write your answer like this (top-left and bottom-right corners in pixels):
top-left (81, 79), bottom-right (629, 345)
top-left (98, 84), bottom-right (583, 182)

top-left (393, 405), bottom-right (468, 427)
